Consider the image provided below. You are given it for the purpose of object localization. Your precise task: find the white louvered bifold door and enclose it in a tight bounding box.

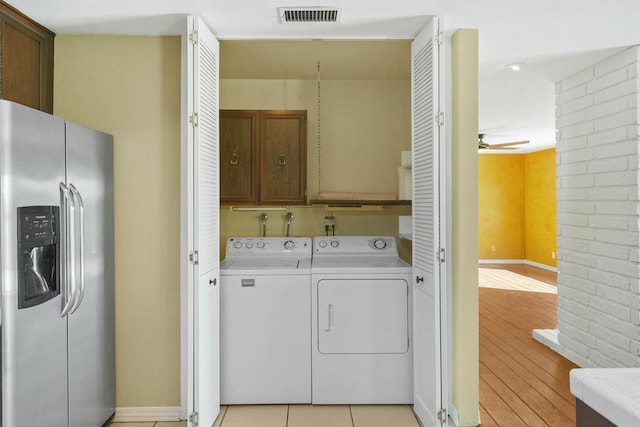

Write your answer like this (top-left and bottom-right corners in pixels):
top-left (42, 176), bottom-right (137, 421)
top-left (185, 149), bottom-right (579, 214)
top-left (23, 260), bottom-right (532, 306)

top-left (412, 17), bottom-right (445, 426)
top-left (186, 15), bottom-right (220, 427)
top-left (195, 21), bottom-right (220, 276)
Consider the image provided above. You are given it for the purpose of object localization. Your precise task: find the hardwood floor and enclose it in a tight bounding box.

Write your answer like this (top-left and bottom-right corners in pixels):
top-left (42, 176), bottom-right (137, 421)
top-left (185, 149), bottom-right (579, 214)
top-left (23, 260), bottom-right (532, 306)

top-left (479, 264), bottom-right (578, 427)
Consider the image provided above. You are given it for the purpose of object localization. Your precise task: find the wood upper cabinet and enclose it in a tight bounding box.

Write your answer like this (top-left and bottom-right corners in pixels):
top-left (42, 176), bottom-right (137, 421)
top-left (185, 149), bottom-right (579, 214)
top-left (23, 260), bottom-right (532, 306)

top-left (0, 1), bottom-right (55, 113)
top-left (220, 110), bottom-right (307, 205)
top-left (220, 110), bottom-right (258, 204)
top-left (260, 111), bottom-right (307, 204)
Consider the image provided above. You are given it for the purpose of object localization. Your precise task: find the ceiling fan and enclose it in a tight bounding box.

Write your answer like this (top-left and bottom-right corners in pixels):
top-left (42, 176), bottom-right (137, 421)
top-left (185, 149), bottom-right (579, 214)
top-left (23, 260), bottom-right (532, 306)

top-left (478, 133), bottom-right (529, 150)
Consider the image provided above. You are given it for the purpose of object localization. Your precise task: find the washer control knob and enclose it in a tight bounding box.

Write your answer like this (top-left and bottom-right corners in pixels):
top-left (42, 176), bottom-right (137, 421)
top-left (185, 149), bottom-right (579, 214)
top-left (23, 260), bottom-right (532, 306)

top-left (233, 241), bottom-right (242, 249)
top-left (318, 240), bottom-right (328, 248)
top-left (245, 241), bottom-right (254, 249)
top-left (256, 241), bottom-right (265, 249)
top-left (373, 239), bottom-right (387, 249)
top-left (330, 240), bottom-right (339, 248)
top-left (284, 240), bottom-right (295, 250)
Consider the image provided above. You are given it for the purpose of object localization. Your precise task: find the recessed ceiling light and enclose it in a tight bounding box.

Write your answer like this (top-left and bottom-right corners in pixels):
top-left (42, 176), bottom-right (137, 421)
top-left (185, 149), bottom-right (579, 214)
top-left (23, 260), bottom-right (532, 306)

top-left (505, 63), bottom-right (523, 72)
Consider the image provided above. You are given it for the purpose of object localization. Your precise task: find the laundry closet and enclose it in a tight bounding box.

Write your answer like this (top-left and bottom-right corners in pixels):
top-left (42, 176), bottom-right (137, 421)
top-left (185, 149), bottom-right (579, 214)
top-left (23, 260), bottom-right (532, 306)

top-left (217, 39), bottom-right (415, 406)
top-left (218, 39), bottom-right (413, 260)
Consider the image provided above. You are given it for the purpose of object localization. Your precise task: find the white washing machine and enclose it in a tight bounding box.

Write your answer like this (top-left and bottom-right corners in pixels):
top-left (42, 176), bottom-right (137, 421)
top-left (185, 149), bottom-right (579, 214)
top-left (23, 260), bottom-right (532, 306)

top-left (311, 236), bottom-right (413, 404)
top-left (220, 236), bottom-right (312, 404)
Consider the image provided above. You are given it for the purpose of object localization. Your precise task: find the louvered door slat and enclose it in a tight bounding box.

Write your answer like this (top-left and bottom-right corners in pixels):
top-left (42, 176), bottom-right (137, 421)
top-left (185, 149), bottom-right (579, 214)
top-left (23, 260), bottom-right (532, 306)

top-left (196, 27), bottom-right (219, 273)
top-left (413, 32), bottom-right (437, 274)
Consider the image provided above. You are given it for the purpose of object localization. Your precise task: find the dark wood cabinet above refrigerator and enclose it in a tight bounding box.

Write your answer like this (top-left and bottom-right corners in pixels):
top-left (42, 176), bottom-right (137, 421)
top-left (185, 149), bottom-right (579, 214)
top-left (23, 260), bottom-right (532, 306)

top-left (0, 1), bottom-right (55, 114)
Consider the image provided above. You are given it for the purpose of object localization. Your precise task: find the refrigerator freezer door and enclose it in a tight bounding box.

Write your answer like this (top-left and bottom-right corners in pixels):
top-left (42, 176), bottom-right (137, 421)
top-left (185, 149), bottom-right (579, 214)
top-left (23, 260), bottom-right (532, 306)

top-left (0, 100), bottom-right (69, 426)
top-left (65, 121), bottom-right (115, 426)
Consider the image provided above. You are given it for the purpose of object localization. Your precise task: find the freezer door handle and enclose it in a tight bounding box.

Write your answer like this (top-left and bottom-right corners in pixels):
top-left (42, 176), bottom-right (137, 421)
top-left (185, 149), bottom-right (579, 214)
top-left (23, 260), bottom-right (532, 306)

top-left (59, 182), bottom-right (75, 317)
top-left (69, 184), bottom-right (85, 314)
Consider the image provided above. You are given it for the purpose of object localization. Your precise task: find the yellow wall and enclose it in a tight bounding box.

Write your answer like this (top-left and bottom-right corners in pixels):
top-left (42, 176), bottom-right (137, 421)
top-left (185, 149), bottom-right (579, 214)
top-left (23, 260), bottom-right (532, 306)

top-left (478, 149), bottom-right (557, 267)
top-left (220, 79), bottom-right (411, 249)
top-left (451, 29), bottom-right (480, 426)
top-left (220, 206), bottom-right (412, 262)
top-left (525, 149), bottom-right (557, 267)
top-left (54, 35), bottom-right (181, 407)
top-left (221, 79), bottom-right (411, 198)
top-left (478, 154), bottom-right (525, 259)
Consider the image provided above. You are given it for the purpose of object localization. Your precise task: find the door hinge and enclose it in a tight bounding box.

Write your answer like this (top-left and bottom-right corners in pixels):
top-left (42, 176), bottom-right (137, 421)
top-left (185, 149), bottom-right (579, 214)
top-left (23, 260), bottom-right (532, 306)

top-left (437, 408), bottom-right (447, 423)
top-left (189, 250), bottom-right (199, 265)
top-left (189, 112), bottom-right (199, 127)
top-left (189, 30), bottom-right (198, 45)
top-left (437, 248), bottom-right (445, 263)
top-left (435, 111), bottom-right (444, 127)
top-left (189, 411), bottom-right (199, 426)
top-left (436, 31), bottom-right (444, 46)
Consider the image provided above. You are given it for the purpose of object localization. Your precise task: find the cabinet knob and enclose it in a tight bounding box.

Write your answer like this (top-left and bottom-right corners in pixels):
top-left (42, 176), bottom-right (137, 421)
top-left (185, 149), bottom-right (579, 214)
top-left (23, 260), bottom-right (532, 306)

top-left (416, 276), bottom-right (424, 284)
top-left (209, 278), bottom-right (217, 286)
top-left (230, 148), bottom-right (238, 165)
top-left (278, 152), bottom-right (287, 166)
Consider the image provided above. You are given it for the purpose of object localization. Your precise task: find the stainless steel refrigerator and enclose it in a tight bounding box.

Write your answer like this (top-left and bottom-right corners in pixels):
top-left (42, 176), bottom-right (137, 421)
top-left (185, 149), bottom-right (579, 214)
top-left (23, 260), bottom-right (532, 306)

top-left (0, 100), bottom-right (115, 426)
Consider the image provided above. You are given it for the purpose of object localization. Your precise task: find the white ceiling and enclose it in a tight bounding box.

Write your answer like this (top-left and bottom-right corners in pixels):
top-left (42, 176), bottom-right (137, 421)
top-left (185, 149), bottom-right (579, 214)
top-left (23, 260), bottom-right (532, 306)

top-left (10, 0), bottom-right (640, 152)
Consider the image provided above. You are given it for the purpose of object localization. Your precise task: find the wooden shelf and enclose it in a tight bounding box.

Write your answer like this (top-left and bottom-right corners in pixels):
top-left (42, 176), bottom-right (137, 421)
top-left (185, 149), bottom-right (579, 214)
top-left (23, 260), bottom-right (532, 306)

top-left (310, 199), bottom-right (411, 207)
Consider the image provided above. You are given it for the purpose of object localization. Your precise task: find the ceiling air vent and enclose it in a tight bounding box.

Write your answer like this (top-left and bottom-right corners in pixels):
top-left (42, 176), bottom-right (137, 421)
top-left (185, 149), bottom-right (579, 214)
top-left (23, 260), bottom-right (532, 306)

top-left (278, 7), bottom-right (341, 24)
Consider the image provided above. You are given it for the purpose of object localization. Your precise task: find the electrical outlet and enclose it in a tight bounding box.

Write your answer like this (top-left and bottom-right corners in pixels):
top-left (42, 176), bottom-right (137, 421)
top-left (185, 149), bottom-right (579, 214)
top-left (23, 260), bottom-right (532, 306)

top-left (552, 251), bottom-right (556, 259)
top-left (491, 245), bottom-right (496, 253)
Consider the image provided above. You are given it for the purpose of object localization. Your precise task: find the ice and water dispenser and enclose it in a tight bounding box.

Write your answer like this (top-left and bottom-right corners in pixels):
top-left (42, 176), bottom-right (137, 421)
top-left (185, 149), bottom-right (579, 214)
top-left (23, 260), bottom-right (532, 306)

top-left (17, 206), bottom-right (60, 308)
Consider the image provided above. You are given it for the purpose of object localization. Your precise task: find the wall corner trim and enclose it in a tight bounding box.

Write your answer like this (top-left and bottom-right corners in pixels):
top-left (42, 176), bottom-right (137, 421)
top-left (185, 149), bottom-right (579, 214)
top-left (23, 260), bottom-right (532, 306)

top-left (533, 328), bottom-right (560, 352)
top-left (112, 406), bottom-right (182, 422)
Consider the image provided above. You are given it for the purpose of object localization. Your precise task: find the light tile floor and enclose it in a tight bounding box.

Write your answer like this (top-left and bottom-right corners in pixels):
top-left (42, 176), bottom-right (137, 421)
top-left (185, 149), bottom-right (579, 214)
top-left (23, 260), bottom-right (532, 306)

top-left (108, 423), bottom-right (185, 427)
top-left (108, 405), bottom-right (420, 427)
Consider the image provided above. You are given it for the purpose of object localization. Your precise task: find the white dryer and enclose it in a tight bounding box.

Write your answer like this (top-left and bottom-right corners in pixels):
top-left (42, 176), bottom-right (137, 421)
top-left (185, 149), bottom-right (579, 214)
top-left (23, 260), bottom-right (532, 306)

top-left (311, 236), bottom-right (413, 404)
top-left (220, 237), bottom-right (312, 404)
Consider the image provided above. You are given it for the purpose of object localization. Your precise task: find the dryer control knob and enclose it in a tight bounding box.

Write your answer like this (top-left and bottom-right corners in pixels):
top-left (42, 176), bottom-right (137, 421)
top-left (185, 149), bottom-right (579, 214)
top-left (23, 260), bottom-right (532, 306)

top-left (330, 240), bottom-right (340, 248)
top-left (373, 239), bottom-right (387, 249)
top-left (318, 240), bottom-right (328, 248)
top-left (284, 240), bottom-right (295, 250)
top-left (245, 242), bottom-right (254, 249)
top-left (234, 241), bottom-right (243, 249)
top-left (256, 241), bottom-right (265, 249)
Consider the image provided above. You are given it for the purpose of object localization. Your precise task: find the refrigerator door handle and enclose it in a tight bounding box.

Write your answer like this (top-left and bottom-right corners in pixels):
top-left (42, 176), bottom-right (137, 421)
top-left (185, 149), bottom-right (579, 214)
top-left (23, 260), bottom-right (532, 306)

top-left (59, 182), bottom-right (75, 317)
top-left (69, 183), bottom-right (85, 314)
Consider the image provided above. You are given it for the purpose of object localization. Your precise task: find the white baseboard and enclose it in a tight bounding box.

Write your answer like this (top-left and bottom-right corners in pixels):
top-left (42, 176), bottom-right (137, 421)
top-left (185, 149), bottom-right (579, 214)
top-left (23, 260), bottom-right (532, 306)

top-left (112, 407), bottom-right (182, 422)
top-left (478, 259), bottom-right (524, 265)
top-left (523, 259), bottom-right (557, 272)
top-left (447, 403), bottom-right (459, 426)
top-left (533, 328), bottom-right (561, 352)
top-left (478, 259), bottom-right (557, 272)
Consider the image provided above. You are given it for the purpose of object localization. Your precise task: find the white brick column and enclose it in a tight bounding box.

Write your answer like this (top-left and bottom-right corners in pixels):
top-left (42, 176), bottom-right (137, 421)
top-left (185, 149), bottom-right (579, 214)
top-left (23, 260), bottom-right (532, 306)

top-left (556, 46), bottom-right (640, 368)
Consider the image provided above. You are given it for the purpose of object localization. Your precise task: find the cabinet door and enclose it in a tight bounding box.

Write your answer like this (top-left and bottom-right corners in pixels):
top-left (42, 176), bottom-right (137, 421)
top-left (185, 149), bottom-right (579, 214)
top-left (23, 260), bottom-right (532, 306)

top-left (260, 110), bottom-right (307, 204)
top-left (0, 3), bottom-right (54, 113)
top-left (220, 110), bottom-right (258, 204)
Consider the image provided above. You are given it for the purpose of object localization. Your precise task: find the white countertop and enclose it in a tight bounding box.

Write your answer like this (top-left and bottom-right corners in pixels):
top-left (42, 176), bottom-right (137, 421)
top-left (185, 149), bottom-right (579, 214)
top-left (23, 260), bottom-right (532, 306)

top-left (570, 368), bottom-right (640, 427)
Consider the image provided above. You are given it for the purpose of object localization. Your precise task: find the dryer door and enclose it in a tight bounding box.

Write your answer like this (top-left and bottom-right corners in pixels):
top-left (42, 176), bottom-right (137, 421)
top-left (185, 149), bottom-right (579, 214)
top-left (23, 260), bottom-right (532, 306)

top-left (317, 278), bottom-right (409, 354)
